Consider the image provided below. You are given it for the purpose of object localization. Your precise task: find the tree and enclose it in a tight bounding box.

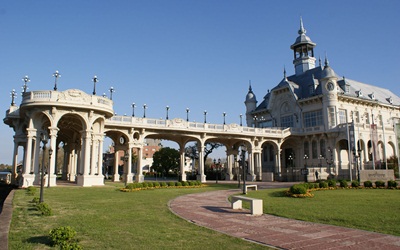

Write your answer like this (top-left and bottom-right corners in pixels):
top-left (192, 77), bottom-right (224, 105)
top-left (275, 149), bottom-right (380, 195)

top-left (151, 147), bottom-right (180, 175)
top-left (186, 142), bottom-right (223, 167)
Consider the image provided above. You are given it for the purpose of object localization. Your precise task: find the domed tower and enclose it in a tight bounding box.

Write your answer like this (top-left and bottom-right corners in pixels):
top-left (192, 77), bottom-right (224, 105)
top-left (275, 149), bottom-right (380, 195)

top-left (290, 18), bottom-right (316, 75)
top-left (244, 83), bottom-right (257, 127)
top-left (320, 56), bottom-right (339, 128)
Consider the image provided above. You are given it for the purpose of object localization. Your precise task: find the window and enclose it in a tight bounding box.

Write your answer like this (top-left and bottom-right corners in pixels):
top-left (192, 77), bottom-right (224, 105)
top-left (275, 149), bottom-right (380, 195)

top-left (338, 109), bottom-right (347, 124)
top-left (312, 140), bottom-right (317, 159)
top-left (304, 141), bottom-right (309, 158)
top-left (303, 110), bottom-right (323, 127)
top-left (320, 139), bottom-right (326, 158)
top-left (280, 115), bottom-right (294, 128)
top-left (328, 107), bottom-right (336, 127)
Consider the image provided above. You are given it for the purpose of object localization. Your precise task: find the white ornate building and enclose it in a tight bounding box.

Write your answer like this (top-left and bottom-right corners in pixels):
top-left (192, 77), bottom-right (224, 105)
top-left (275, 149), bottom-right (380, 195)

top-left (245, 19), bottom-right (400, 181)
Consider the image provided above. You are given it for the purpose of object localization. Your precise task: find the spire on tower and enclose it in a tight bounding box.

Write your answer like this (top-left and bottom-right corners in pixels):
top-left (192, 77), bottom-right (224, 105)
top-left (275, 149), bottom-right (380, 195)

top-left (299, 16), bottom-right (306, 35)
top-left (283, 66), bottom-right (287, 79)
top-left (249, 80), bottom-right (252, 92)
top-left (324, 52), bottom-right (330, 68)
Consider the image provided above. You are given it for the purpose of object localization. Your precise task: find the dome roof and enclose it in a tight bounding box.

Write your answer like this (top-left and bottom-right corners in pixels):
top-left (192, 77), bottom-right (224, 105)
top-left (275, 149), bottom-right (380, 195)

top-left (321, 66), bottom-right (336, 79)
top-left (245, 85), bottom-right (257, 103)
top-left (290, 17), bottom-right (316, 49)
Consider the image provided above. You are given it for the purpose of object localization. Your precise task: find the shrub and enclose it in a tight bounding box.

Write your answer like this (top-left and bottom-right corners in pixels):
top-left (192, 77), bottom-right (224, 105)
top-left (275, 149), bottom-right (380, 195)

top-left (188, 181), bottom-right (195, 186)
top-left (147, 182), bottom-right (154, 188)
top-left (327, 179), bottom-right (337, 188)
top-left (168, 182), bottom-right (176, 187)
top-left (290, 184), bottom-right (307, 194)
top-left (142, 182), bottom-right (148, 188)
top-left (339, 180), bottom-right (348, 188)
top-left (31, 197), bottom-right (40, 204)
top-left (126, 183), bottom-right (136, 190)
top-left (181, 181), bottom-right (189, 186)
top-left (375, 180), bottom-right (385, 188)
top-left (36, 202), bottom-right (52, 216)
top-left (26, 186), bottom-right (36, 196)
top-left (153, 182), bottom-right (160, 188)
top-left (160, 182), bottom-right (167, 187)
top-left (49, 226), bottom-right (82, 249)
top-left (319, 181), bottom-right (328, 188)
top-left (388, 180), bottom-right (398, 188)
top-left (176, 182), bottom-right (182, 187)
top-left (351, 180), bottom-right (360, 188)
top-left (309, 183), bottom-right (319, 189)
top-left (364, 180), bottom-right (373, 188)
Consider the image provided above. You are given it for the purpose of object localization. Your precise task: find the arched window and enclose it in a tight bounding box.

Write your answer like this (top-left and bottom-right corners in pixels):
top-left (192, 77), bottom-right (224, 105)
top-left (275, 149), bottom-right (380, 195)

top-left (312, 140), bottom-right (317, 159)
top-left (320, 139), bottom-right (326, 158)
top-left (304, 141), bottom-right (309, 158)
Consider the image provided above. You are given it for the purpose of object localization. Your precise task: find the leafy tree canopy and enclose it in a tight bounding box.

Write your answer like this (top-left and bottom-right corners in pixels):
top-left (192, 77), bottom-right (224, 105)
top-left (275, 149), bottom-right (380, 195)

top-left (151, 147), bottom-right (180, 174)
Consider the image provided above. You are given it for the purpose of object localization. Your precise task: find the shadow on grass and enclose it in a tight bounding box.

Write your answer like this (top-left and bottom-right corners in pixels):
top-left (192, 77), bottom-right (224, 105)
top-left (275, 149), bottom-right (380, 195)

top-left (267, 190), bottom-right (287, 198)
top-left (25, 235), bottom-right (52, 246)
top-left (202, 206), bottom-right (248, 214)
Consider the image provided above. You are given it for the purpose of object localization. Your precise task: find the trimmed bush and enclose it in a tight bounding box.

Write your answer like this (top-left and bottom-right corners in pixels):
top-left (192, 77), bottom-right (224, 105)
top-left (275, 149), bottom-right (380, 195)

top-left (49, 226), bottom-right (82, 249)
top-left (364, 181), bottom-right (373, 188)
top-left (388, 180), bottom-right (398, 188)
top-left (181, 181), bottom-right (189, 186)
top-left (36, 202), bottom-right (52, 216)
top-left (160, 182), bottom-right (167, 187)
top-left (176, 182), bottom-right (182, 187)
top-left (188, 181), bottom-right (195, 186)
top-left (142, 182), bottom-right (148, 188)
top-left (153, 182), bottom-right (160, 188)
top-left (375, 180), bottom-right (385, 188)
top-left (31, 197), bottom-right (40, 204)
top-left (168, 182), bottom-right (176, 187)
top-left (290, 184), bottom-right (307, 194)
top-left (339, 180), bottom-right (348, 188)
top-left (126, 183), bottom-right (136, 190)
top-left (327, 179), bottom-right (337, 188)
top-left (26, 186), bottom-right (36, 196)
top-left (351, 180), bottom-right (360, 188)
top-left (147, 182), bottom-right (154, 188)
top-left (319, 181), bottom-right (328, 188)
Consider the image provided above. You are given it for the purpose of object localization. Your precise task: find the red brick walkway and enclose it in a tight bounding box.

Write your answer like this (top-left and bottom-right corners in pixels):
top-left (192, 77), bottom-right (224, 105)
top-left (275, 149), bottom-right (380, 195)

top-left (169, 188), bottom-right (400, 249)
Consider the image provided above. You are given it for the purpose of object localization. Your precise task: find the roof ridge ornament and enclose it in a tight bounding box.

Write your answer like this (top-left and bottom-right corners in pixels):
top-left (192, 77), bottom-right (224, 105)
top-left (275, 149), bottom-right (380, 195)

top-left (324, 52), bottom-right (330, 68)
top-left (249, 80), bottom-right (252, 92)
top-left (283, 66), bottom-right (287, 79)
top-left (299, 16), bottom-right (306, 35)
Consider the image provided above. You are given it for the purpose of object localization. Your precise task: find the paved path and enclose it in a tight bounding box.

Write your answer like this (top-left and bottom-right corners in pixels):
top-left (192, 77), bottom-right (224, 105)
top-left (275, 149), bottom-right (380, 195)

top-left (169, 187), bottom-right (400, 250)
top-left (0, 187), bottom-right (14, 250)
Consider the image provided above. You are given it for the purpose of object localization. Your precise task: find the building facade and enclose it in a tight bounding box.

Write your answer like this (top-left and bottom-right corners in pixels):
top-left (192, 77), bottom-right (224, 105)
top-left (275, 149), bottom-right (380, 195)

top-left (245, 19), bottom-right (400, 181)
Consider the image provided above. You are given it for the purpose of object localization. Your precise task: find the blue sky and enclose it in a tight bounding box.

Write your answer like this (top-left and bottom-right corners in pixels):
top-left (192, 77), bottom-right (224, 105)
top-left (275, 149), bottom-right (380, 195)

top-left (1, 0), bottom-right (399, 164)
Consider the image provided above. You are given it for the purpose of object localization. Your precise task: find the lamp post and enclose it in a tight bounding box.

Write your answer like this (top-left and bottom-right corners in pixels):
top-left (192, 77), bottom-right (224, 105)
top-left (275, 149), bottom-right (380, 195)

top-left (10, 89), bottom-right (17, 106)
top-left (48, 148), bottom-right (53, 188)
top-left (131, 103), bottom-right (136, 117)
top-left (213, 158), bottom-right (221, 184)
top-left (223, 112), bottom-right (226, 125)
top-left (241, 146), bottom-right (247, 194)
top-left (39, 133), bottom-right (48, 203)
top-left (288, 154), bottom-right (294, 181)
top-left (326, 147), bottom-right (334, 175)
top-left (143, 104), bottom-right (147, 118)
top-left (92, 75), bottom-right (98, 95)
top-left (240, 114), bottom-right (242, 126)
top-left (253, 115), bottom-right (257, 127)
top-left (204, 110), bottom-right (207, 123)
top-left (109, 87), bottom-right (115, 100)
top-left (52, 70), bottom-right (61, 91)
top-left (304, 154), bottom-right (309, 182)
top-left (357, 148), bottom-right (362, 180)
top-left (166, 106), bottom-right (170, 120)
top-left (186, 108), bottom-right (189, 122)
top-left (22, 75), bottom-right (30, 94)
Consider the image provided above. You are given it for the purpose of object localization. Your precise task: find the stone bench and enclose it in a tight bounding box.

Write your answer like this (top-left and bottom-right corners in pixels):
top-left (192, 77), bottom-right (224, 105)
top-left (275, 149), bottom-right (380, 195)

top-left (231, 195), bottom-right (263, 215)
top-left (245, 184), bottom-right (257, 192)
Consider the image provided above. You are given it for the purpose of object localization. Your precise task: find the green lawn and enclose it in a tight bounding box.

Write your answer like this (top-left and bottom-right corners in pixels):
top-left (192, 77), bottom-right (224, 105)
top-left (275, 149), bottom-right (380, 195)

top-left (245, 188), bottom-right (400, 236)
top-left (9, 183), bottom-right (268, 250)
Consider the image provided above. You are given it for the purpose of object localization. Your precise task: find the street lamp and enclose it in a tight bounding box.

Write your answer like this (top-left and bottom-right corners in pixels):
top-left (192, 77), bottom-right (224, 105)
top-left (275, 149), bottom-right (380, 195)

top-left (223, 112), bottom-right (226, 125)
top-left (240, 114), bottom-right (242, 126)
top-left (22, 75), bottom-right (30, 94)
top-left (326, 147), bottom-right (334, 175)
top-left (186, 108), bottom-right (190, 122)
top-left (109, 87), bottom-right (115, 100)
top-left (304, 154), bottom-right (309, 182)
top-left (92, 75), bottom-right (98, 95)
top-left (143, 104), bottom-right (147, 118)
top-left (52, 70), bottom-right (61, 91)
top-left (241, 145), bottom-right (247, 194)
top-left (48, 148), bottom-right (53, 188)
top-left (204, 110), bottom-right (207, 123)
top-left (166, 106), bottom-right (170, 120)
top-left (131, 103), bottom-right (136, 117)
top-left (10, 89), bottom-right (17, 106)
top-left (213, 158), bottom-right (221, 184)
top-left (39, 133), bottom-right (49, 203)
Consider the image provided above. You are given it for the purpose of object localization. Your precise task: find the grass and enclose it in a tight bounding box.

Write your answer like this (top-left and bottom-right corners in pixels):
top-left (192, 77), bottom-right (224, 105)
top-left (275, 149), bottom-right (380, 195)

top-left (245, 187), bottom-right (400, 236)
top-left (8, 183), bottom-right (268, 250)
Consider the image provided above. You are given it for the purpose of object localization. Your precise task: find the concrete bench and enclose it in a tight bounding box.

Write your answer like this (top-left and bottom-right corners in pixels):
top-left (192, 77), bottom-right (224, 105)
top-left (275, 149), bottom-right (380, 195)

top-left (245, 184), bottom-right (257, 192)
top-left (231, 195), bottom-right (263, 215)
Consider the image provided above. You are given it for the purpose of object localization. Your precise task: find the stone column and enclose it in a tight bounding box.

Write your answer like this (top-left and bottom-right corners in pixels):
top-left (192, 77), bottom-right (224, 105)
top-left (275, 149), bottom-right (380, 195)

top-left (90, 137), bottom-right (98, 175)
top-left (11, 139), bottom-right (19, 185)
top-left (197, 141), bottom-right (206, 182)
top-left (135, 147), bottom-right (144, 183)
top-left (180, 148), bottom-right (187, 181)
top-left (125, 146), bottom-right (134, 183)
top-left (113, 150), bottom-right (120, 182)
top-left (33, 136), bottom-right (41, 184)
top-left (98, 137), bottom-right (104, 176)
top-left (48, 127), bottom-right (59, 187)
top-left (247, 150), bottom-right (256, 181)
top-left (23, 129), bottom-right (35, 175)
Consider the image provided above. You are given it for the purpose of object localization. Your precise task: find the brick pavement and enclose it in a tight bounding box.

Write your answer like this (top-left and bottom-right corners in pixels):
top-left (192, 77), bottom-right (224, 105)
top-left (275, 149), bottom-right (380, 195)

top-left (169, 187), bottom-right (400, 250)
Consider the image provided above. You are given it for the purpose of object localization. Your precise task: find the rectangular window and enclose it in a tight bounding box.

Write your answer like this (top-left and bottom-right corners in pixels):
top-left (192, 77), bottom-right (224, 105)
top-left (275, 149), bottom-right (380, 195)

top-left (303, 110), bottom-right (323, 127)
top-left (328, 107), bottom-right (336, 127)
top-left (338, 109), bottom-right (347, 124)
top-left (280, 115), bottom-right (294, 128)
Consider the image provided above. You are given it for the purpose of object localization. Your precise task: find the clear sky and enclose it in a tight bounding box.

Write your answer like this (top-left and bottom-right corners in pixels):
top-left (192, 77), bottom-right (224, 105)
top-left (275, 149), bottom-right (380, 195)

top-left (1, 0), bottom-right (399, 164)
